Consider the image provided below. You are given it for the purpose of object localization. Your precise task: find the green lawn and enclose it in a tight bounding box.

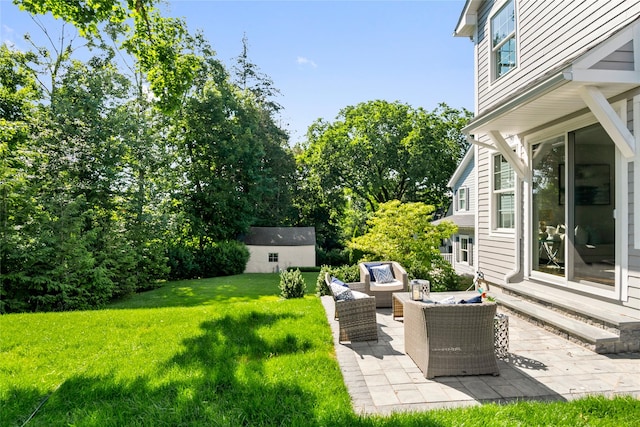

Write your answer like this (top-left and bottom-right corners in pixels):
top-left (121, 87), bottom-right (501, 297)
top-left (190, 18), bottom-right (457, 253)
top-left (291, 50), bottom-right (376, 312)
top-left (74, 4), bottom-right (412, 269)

top-left (1, 273), bottom-right (639, 426)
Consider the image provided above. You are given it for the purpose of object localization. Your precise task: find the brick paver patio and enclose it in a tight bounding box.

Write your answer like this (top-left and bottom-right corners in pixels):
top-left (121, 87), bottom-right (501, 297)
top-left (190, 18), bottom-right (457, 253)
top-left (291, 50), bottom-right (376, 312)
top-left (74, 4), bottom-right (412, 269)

top-left (321, 295), bottom-right (640, 415)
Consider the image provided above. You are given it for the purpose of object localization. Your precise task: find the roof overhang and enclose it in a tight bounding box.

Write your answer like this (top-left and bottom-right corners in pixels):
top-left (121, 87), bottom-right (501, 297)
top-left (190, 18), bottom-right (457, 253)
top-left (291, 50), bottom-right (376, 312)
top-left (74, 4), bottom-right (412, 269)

top-left (448, 147), bottom-right (474, 188)
top-left (454, 0), bottom-right (482, 38)
top-left (463, 71), bottom-right (638, 138)
top-left (464, 19), bottom-right (640, 171)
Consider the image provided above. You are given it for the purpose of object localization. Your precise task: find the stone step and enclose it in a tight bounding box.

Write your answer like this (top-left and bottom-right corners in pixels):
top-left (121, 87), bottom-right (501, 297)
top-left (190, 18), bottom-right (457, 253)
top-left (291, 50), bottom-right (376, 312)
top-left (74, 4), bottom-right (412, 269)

top-left (495, 293), bottom-right (619, 353)
top-left (498, 282), bottom-right (640, 331)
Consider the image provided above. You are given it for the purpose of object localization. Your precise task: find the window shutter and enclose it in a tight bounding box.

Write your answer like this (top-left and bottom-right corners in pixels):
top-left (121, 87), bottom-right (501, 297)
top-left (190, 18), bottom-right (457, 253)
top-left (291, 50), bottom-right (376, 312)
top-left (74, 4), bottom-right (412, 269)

top-left (454, 191), bottom-right (458, 211)
top-left (455, 236), bottom-right (460, 263)
top-left (469, 242), bottom-right (474, 267)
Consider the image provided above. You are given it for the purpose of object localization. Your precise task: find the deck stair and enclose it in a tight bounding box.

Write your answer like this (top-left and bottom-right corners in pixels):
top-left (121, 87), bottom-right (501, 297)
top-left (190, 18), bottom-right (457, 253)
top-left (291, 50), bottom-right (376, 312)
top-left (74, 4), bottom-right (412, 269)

top-left (492, 281), bottom-right (640, 354)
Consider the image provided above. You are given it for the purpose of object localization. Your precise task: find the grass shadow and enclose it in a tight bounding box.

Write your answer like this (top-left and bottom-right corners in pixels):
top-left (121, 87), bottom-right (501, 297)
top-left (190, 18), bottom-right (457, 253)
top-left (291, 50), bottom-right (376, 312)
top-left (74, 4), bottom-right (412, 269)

top-left (9, 310), bottom-right (341, 426)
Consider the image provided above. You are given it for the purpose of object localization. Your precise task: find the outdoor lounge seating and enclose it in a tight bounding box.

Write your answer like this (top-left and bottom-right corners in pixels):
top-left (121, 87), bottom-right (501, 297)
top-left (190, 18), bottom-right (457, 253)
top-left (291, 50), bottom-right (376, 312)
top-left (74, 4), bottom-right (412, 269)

top-left (359, 261), bottom-right (408, 308)
top-left (324, 273), bottom-right (378, 343)
top-left (404, 299), bottom-right (499, 378)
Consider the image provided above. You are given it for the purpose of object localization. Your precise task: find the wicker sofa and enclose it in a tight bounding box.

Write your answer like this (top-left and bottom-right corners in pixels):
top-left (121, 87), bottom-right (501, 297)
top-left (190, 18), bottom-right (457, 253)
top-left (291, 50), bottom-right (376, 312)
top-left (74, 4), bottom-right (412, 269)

top-left (404, 299), bottom-right (499, 378)
top-left (324, 273), bottom-right (378, 343)
top-left (359, 261), bottom-right (408, 308)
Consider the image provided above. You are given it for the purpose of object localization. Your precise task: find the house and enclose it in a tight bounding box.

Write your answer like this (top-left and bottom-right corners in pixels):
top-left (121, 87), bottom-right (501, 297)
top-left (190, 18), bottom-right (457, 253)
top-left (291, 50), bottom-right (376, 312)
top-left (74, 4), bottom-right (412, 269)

top-left (454, 0), bottom-right (640, 353)
top-left (433, 148), bottom-right (476, 278)
top-left (242, 227), bottom-right (316, 273)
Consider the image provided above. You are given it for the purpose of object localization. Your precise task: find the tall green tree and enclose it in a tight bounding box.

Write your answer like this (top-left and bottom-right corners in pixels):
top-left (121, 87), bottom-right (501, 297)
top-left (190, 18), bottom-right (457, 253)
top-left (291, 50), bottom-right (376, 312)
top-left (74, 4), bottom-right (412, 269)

top-left (300, 100), bottom-right (470, 212)
top-left (297, 100), bottom-right (470, 256)
top-left (16, 0), bottom-right (200, 112)
top-left (231, 35), bottom-right (295, 226)
top-left (0, 45), bottom-right (41, 312)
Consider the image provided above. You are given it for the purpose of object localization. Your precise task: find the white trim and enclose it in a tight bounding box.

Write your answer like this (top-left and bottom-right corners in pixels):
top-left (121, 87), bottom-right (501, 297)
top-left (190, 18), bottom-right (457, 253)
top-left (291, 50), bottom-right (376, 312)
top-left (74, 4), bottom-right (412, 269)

top-left (473, 144), bottom-right (480, 271)
top-left (489, 0), bottom-right (518, 82)
top-left (617, 147), bottom-right (629, 302)
top-left (458, 234), bottom-right (471, 266)
top-left (448, 148), bottom-right (474, 188)
top-left (457, 187), bottom-right (468, 212)
top-left (615, 101), bottom-right (627, 301)
top-left (572, 23), bottom-right (635, 70)
top-left (634, 94), bottom-right (640, 250)
top-left (569, 69), bottom-right (640, 85)
top-left (487, 130), bottom-right (526, 178)
top-left (578, 86), bottom-right (635, 158)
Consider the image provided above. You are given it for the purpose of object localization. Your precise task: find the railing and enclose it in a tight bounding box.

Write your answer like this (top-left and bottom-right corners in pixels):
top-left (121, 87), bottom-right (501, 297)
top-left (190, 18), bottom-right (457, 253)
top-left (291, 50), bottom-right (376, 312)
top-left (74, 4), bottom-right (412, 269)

top-left (440, 253), bottom-right (453, 264)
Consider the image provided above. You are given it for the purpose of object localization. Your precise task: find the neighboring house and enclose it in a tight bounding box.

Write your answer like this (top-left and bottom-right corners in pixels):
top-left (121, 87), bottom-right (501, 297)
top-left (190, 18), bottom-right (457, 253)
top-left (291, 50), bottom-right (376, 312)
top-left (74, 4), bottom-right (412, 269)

top-left (433, 148), bottom-right (476, 277)
top-left (454, 0), bottom-right (640, 353)
top-left (242, 227), bottom-right (316, 273)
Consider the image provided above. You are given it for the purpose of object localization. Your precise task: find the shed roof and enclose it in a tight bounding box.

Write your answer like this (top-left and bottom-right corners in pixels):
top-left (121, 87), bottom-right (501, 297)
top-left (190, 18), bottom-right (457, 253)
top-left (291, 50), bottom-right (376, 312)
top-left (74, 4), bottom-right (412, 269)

top-left (243, 227), bottom-right (316, 246)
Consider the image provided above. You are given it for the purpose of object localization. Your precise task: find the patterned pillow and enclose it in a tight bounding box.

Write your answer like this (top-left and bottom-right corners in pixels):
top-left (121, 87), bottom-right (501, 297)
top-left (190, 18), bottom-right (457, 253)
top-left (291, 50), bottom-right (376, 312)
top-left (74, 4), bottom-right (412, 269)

top-left (331, 277), bottom-right (348, 287)
top-left (372, 265), bottom-right (394, 283)
top-left (330, 282), bottom-right (354, 301)
top-left (365, 263), bottom-right (382, 281)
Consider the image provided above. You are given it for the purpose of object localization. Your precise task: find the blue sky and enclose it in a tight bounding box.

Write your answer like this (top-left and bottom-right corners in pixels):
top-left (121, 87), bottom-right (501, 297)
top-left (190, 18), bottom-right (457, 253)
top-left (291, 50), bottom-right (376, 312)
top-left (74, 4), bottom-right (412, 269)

top-left (1, 0), bottom-right (474, 145)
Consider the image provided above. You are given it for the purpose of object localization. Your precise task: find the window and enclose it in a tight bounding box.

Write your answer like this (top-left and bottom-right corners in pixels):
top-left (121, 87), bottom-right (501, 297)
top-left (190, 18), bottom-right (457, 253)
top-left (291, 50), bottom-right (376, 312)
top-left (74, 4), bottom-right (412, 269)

top-left (493, 154), bottom-right (515, 229)
top-left (491, 0), bottom-right (516, 79)
top-left (457, 187), bottom-right (468, 212)
top-left (460, 236), bottom-right (470, 264)
top-left (268, 253), bottom-right (279, 263)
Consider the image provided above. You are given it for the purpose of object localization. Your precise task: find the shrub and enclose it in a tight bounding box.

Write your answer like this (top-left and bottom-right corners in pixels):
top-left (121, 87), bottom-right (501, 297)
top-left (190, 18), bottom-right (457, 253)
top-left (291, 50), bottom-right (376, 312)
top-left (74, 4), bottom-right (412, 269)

top-left (316, 247), bottom-right (350, 266)
top-left (316, 264), bottom-right (360, 296)
top-left (167, 244), bottom-right (199, 280)
top-left (168, 241), bottom-right (249, 280)
top-left (279, 268), bottom-right (306, 299)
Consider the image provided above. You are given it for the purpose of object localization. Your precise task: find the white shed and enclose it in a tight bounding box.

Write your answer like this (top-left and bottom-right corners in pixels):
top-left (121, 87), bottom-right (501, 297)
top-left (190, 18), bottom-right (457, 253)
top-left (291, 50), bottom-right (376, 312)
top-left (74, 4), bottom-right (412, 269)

top-left (242, 227), bottom-right (316, 273)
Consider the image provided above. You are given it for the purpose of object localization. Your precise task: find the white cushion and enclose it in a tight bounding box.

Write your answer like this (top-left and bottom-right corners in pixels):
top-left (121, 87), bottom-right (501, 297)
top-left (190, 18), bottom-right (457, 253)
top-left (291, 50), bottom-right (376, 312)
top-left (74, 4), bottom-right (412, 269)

top-left (372, 265), bottom-right (394, 283)
top-left (351, 290), bottom-right (370, 299)
top-left (370, 280), bottom-right (404, 292)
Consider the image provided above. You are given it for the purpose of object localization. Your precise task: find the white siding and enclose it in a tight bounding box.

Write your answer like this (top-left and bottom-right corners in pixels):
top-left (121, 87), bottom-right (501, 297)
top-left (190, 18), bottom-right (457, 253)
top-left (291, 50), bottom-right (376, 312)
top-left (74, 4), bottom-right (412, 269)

top-left (456, 159), bottom-right (476, 213)
top-left (244, 246), bottom-right (315, 273)
top-left (476, 144), bottom-right (517, 285)
top-left (475, 0), bottom-right (640, 115)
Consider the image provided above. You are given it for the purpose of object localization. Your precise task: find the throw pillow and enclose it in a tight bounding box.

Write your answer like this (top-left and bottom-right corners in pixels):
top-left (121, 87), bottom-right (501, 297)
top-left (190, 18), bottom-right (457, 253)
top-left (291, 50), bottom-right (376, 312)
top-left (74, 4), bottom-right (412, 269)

top-left (372, 265), bottom-right (394, 283)
top-left (331, 277), bottom-right (348, 287)
top-left (365, 262), bottom-right (382, 281)
top-left (330, 282), bottom-right (354, 301)
top-left (351, 290), bottom-right (370, 299)
top-left (459, 295), bottom-right (482, 304)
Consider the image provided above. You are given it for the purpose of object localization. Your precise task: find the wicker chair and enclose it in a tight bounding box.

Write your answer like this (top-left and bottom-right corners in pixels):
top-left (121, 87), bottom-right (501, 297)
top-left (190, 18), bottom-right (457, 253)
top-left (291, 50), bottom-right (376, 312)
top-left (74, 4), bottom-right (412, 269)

top-left (359, 261), bottom-right (408, 308)
top-left (325, 273), bottom-right (378, 343)
top-left (404, 300), bottom-right (499, 378)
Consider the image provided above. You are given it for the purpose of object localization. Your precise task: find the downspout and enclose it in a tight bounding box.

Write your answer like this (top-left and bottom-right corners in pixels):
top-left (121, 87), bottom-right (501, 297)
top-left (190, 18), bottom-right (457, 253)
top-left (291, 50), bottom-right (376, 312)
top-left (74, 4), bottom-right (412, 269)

top-left (504, 157), bottom-right (525, 284)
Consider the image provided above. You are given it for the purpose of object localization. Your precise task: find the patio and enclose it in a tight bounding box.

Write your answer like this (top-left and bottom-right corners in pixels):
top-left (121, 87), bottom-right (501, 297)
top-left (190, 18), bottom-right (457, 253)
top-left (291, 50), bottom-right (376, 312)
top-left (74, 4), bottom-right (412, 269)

top-left (321, 294), bottom-right (640, 415)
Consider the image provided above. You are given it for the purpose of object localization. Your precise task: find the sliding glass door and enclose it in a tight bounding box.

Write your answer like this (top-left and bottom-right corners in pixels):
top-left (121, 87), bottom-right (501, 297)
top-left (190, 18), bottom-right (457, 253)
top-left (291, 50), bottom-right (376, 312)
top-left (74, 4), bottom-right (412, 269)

top-left (531, 124), bottom-right (616, 288)
top-left (532, 137), bottom-right (565, 276)
top-left (569, 124), bottom-right (616, 287)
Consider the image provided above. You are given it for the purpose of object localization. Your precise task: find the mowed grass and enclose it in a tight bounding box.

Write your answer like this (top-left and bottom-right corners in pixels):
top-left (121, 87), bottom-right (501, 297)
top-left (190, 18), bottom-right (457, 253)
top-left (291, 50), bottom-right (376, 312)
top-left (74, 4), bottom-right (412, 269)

top-left (1, 273), bottom-right (353, 426)
top-left (2, 272), bottom-right (640, 426)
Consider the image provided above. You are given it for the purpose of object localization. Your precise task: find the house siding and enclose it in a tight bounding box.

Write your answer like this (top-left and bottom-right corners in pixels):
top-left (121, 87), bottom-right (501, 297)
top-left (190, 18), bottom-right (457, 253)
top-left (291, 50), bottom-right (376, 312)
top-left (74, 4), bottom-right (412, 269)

top-left (476, 141), bottom-right (517, 284)
top-left (475, 0), bottom-right (640, 115)
top-left (455, 158), bottom-right (476, 213)
top-left (245, 245), bottom-right (315, 273)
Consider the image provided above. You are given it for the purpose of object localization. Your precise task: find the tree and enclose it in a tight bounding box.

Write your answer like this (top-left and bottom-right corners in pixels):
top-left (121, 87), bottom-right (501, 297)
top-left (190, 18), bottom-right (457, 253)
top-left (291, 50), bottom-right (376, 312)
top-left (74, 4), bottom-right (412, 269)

top-left (0, 45), bottom-right (41, 312)
top-left (300, 100), bottom-right (471, 212)
top-left (348, 200), bottom-right (458, 291)
top-left (16, 0), bottom-right (200, 112)
top-left (296, 100), bottom-right (470, 258)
